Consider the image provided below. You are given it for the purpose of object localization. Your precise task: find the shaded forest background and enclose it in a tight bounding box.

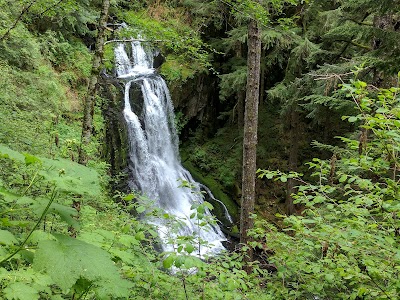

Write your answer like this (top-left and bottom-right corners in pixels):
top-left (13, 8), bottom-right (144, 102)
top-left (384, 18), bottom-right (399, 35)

top-left (0, 0), bottom-right (399, 299)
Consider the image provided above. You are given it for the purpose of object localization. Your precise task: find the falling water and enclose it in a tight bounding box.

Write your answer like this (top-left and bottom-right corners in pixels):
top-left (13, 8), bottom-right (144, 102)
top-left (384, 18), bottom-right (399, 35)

top-left (115, 41), bottom-right (227, 256)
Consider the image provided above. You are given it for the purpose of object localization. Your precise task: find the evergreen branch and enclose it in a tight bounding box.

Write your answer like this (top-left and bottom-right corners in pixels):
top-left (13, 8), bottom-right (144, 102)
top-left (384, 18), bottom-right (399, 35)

top-left (347, 19), bottom-right (374, 27)
top-left (38, 0), bottom-right (67, 16)
top-left (219, 0), bottom-right (278, 33)
top-left (0, 0), bottom-right (38, 42)
top-left (332, 39), bottom-right (372, 51)
top-left (332, 12), bottom-right (370, 62)
top-left (0, 188), bottom-right (58, 265)
top-left (349, 40), bottom-right (372, 50)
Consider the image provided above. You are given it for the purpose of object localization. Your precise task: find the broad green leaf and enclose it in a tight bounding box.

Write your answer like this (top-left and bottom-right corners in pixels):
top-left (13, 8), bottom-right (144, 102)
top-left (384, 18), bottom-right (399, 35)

top-left (26, 230), bottom-right (55, 244)
top-left (135, 231), bottom-right (145, 241)
top-left (348, 116), bottom-right (358, 123)
top-left (280, 175), bottom-right (287, 183)
top-left (376, 107), bottom-right (389, 113)
top-left (32, 199), bottom-right (79, 229)
top-left (203, 201), bottom-right (214, 210)
top-left (109, 248), bottom-right (135, 264)
top-left (123, 194), bottom-right (134, 201)
top-left (0, 188), bottom-right (19, 204)
top-left (136, 205), bottom-right (146, 213)
top-left (266, 173), bottom-right (274, 179)
top-left (184, 243), bottom-right (195, 254)
top-left (163, 255), bottom-right (175, 269)
top-left (4, 282), bottom-right (39, 300)
top-left (339, 175), bottom-right (348, 183)
top-left (0, 229), bottom-right (18, 245)
top-left (174, 255), bottom-right (185, 268)
top-left (16, 196), bottom-right (35, 205)
top-left (183, 256), bottom-right (204, 268)
top-left (302, 219), bottom-right (316, 224)
top-left (313, 195), bottom-right (325, 203)
top-left (23, 153), bottom-right (41, 166)
top-left (325, 273), bottom-right (335, 283)
top-left (33, 234), bottom-right (132, 296)
top-left (118, 234), bottom-right (139, 247)
top-left (227, 278), bottom-right (237, 290)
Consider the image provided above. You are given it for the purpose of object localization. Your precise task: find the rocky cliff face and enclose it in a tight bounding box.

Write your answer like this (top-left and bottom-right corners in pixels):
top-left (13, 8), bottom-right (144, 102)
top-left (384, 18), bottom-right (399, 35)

top-left (101, 82), bottom-right (129, 191)
top-left (169, 74), bottom-right (221, 139)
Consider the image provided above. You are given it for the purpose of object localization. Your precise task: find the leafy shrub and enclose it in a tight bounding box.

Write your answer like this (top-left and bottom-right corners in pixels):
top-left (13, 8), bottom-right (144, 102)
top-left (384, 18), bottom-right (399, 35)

top-left (256, 80), bottom-right (400, 299)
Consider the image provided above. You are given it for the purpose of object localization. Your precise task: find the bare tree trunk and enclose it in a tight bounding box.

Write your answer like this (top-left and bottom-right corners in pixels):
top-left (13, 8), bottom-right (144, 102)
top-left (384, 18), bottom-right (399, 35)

top-left (78, 0), bottom-right (110, 165)
top-left (240, 16), bottom-right (261, 272)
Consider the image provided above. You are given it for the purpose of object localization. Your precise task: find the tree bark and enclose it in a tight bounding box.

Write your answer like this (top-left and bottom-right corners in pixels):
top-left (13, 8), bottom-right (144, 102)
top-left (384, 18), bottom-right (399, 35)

top-left (240, 16), bottom-right (261, 270)
top-left (78, 0), bottom-right (110, 165)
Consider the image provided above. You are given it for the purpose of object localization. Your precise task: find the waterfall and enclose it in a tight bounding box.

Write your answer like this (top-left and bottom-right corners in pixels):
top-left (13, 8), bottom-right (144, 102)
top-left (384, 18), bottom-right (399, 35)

top-left (115, 41), bottom-right (226, 256)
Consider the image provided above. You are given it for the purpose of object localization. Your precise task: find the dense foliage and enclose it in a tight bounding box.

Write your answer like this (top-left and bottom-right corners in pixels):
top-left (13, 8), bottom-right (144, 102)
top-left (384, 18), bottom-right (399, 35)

top-left (0, 0), bottom-right (399, 299)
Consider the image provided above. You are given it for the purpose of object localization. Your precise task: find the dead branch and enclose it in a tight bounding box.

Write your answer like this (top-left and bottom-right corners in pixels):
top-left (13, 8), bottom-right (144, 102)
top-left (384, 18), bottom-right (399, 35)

top-left (104, 38), bottom-right (164, 45)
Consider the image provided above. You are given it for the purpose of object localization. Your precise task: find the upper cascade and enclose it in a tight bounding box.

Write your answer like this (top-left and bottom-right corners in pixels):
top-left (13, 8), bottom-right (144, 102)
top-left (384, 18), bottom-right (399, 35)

top-left (115, 40), bottom-right (155, 79)
top-left (115, 40), bottom-right (227, 256)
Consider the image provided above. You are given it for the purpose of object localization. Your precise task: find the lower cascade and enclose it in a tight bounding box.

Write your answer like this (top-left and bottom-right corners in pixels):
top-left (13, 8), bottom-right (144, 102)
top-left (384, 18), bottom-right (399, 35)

top-left (115, 40), bottom-right (226, 256)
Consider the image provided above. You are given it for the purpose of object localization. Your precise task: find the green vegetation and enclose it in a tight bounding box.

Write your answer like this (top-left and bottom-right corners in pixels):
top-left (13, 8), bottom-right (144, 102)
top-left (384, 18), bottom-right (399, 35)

top-left (256, 80), bottom-right (400, 298)
top-left (0, 0), bottom-right (399, 299)
top-left (109, 6), bottom-right (212, 82)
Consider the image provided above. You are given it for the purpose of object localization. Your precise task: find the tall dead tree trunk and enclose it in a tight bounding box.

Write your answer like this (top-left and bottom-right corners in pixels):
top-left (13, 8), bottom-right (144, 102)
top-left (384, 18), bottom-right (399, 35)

top-left (78, 0), bottom-right (110, 165)
top-left (240, 16), bottom-right (261, 270)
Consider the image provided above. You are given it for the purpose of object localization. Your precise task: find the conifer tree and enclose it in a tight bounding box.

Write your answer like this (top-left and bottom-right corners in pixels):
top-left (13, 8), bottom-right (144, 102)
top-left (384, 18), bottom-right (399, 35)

top-left (240, 10), bottom-right (261, 266)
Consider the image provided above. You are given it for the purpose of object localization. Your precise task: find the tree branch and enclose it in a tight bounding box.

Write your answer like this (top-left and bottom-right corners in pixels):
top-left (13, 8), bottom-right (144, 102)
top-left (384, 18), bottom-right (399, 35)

top-left (0, 0), bottom-right (38, 42)
top-left (39, 0), bottom-right (66, 16)
top-left (104, 38), bottom-right (164, 45)
top-left (332, 12), bottom-right (371, 62)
